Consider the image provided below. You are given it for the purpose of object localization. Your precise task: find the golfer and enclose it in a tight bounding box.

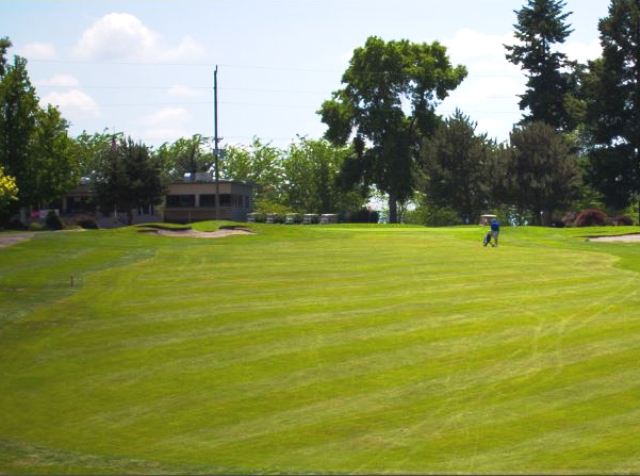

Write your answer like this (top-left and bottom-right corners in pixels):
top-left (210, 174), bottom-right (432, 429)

top-left (490, 218), bottom-right (500, 247)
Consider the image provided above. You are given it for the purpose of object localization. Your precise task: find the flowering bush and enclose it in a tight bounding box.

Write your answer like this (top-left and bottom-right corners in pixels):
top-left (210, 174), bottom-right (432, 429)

top-left (575, 208), bottom-right (608, 227)
top-left (0, 166), bottom-right (18, 212)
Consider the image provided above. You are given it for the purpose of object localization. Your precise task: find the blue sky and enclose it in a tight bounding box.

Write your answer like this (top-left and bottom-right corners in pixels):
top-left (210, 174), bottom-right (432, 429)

top-left (2, 0), bottom-right (609, 149)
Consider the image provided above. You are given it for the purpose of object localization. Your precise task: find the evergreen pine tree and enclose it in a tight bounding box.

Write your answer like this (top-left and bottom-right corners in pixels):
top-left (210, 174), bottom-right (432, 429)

top-left (505, 0), bottom-right (575, 130)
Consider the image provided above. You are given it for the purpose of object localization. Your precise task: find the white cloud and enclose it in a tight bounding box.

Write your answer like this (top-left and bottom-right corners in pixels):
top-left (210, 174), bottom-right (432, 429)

top-left (167, 84), bottom-right (202, 98)
top-left (446, 28), bottom-right (514, 62)
top-left (163, 36), bottom-right (205, 62)
top-left (41, 89), bottom-right (100, 118)
top-left (72, 13), bottom-right (205, 62)
top-left (437, 28), bottom-right (525, 142)
top-left (144, 107), bottom-right (190, 126)
top-left (19, 42), bottom-right (57, 60)
top-left (36, 74), bottom-right (80, 88)
top-left (561, 39), bottom-right (602, 63)
top-left (142, 107), bottom-right (190, 142)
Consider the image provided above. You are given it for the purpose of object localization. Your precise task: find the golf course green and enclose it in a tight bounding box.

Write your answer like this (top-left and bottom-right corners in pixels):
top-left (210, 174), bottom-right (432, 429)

top-left (1, 223), bottom-right (640, 474)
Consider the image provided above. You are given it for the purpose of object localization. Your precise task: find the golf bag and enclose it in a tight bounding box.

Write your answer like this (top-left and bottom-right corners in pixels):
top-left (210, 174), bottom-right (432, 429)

top-left (483, 231), bottom-right (492, 246)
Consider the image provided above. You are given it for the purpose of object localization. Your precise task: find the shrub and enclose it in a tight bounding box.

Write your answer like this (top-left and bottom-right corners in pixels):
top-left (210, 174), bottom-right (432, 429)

top-left (8, 218), bottom-right (27, 230)
top-left (45, 211), bottom-right (64, 230)
top-left (346, 208), bottom-right (379, 223)
top-left (69, 214), bottom-right (99, 229)
top-left (425, 206), bottom-right (462, 227)
top-left (561, 211), bottom-right (577, 227)
top-left (611, 215), bottom-right (634, 226)
top-left (575, 208), bottom-right (608, 227)
top-left (403, 206), bottom-right (429, 225)
top-left (78, 218), bottom-right (99, 229)
top-left (28, 222), bottom-right (45, 231)
top-left (247, 212), bottom-right (266, 223)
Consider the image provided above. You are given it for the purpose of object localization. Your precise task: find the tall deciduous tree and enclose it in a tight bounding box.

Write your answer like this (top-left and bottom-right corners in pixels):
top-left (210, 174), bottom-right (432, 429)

top-left (584, 0), bottom-right (640, 218)
top-left (93, 137), bottom-right (166, 225)
top-left (319, 36), bottom-right (466, 223)
top-left (156, 134), bottom-right (214, 180)
top-left (0, 41), bottom-right (79, 213)
top-left (421, 110), bottom-right (495, 223)
top-left (507, 122), bottom-right (581, 224)
top-left (283, 137), bottom-right (365, 214)
top-left (27, 105), bottom-right (79, 207)
top-left (74, 130), bottom-right (119, 177)
top-left (505, 0), bottom-right (576, 130)
top-left (0, 56), bottom-right (38, 209)
top-left (222, 137), bottom-right (286, 206)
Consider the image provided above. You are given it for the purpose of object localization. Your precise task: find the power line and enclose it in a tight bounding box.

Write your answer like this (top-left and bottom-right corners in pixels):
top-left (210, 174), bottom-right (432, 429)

top-left (28, 58), bottom-right (524, 78)
top-left (36, 83), bottom-right (520, 100)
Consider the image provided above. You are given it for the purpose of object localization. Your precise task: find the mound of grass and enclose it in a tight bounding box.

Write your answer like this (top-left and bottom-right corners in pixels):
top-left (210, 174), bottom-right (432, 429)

top-left (1, 224), bottom-right (640, 474)
top-left (136, 222), bottom-right (192, 231)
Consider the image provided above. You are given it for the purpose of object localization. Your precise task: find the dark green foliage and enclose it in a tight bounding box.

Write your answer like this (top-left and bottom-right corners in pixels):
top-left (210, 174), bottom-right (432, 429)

top-left (247, 212), bottom-right (266, 223)
top-left (584, 1), bottom-right (640, 217)
top-left (345, 208), bottom-right (379, 223)
top-left (45, 210), bottom-right (63, 230)
top-left (76, 216), bottom-right (99, 229)
top-left (424, 205), bottom-right (463, 227)
top-left (92, 137), bottom-right (166, 225)
top-left (0, 56), bottom-right (38, 206)
top-left (320, 36), bottom-right (467, 222)
top-left (506, 122), bottom-right (581, 224)
top-left (611, 215), bottom-right (634, 226)
top-left (0, 37), bottom-right (11, 77)
top-left (585, 145), bottom-right (637, 210)
top-left (0, 42), bottom-right (79, 210)
top-left (505, 0), bottom-right (576, 130)
top-left (7, 218), bottom-right (26, 230)
top-left (421, 110), bottom-right (496, 223)
top-left (575, 208), bottom-right (608, 227)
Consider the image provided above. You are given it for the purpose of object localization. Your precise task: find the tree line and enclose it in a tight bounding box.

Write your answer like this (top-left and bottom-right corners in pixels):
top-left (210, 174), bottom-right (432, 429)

top-left (1, 0), bottom-right (639, 226)
top-left (320, 0), bottom-right (640, 224)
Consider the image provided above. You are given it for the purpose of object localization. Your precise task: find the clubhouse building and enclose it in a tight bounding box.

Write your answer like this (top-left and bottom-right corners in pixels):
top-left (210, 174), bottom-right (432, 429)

top-left (164, 178), bottom-right (255, 223)
top-left (47, 174), bottom-right (255, 226)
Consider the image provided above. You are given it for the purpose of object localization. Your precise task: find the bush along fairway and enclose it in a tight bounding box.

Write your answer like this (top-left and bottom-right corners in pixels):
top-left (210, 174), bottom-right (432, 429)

top-left (1, 223), bottom-right (640, 474)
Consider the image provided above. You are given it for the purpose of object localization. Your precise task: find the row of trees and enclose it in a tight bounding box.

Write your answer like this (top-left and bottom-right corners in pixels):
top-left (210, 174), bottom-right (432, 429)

top-left (0, 34), bottom-right (367, 225)
top-left (77, 132), bottom-right (369, 220)
top-left (420, 113), bottom-right (580, 226)
top-left (2, 0), bottom-right (639, 226)
top-left (319, 0), bottom-right (640, 224)
top-left (0, 37), bottom-right (78, 221)
top-left (506, 0), bottom-right (640, 221)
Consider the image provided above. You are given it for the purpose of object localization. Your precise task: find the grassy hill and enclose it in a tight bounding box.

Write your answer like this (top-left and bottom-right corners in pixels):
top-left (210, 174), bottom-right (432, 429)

top-left (1, 223), bottom-right (639, 474)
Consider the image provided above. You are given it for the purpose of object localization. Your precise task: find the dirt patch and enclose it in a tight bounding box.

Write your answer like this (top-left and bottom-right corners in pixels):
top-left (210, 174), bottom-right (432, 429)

top-left (588, 233), bottom-right (640, 243)
top-left (0, 232), bottom-right (35, 248)
top-left (151, 228), bottom-right (254, 239)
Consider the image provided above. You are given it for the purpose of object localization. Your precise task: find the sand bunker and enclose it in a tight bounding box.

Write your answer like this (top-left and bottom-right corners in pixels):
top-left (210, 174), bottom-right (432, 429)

top-left (588, 233), bottom-right (640, 243)
top-left (0, 232), bottom-right (34, 248)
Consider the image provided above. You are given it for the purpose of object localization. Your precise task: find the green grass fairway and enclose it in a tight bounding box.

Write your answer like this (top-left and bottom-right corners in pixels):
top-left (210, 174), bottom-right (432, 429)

top-left (1, 223), bottom-right (640, 474)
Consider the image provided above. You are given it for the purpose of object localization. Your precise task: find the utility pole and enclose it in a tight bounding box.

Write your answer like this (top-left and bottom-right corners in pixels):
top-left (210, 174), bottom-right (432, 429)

top-left (214, 65), bottom-right (220, 220)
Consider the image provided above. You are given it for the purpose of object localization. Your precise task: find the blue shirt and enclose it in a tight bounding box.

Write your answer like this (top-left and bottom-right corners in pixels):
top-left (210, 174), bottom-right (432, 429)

top-left (490, 219), bottom-right (500, 232)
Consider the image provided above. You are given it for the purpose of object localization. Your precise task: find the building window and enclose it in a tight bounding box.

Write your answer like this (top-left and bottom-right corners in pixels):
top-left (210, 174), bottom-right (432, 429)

top-left (166, 195), bottom-right (195, 208)
top-left (199, 194), bottom-right (215, 207)
top-left (220, 194), bottom-right (231, 206)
